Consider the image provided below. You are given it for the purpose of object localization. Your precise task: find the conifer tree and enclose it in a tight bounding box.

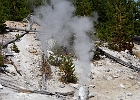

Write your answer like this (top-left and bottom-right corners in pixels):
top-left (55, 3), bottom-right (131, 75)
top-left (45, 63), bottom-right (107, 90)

top-left (73, 0), bottom-right (94, 16)
top-left (134, 0), bottom-right (140, 35)
top-left (96, 0), bottom-right (138, 51)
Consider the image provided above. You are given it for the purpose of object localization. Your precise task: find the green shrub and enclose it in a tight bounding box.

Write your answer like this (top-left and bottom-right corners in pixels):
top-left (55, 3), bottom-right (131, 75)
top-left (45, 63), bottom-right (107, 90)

top-left (11, 43), bottom-right (20, 53)
top-left (0, 23), bottom-right (6, 34)
top-left (47, 53), bottom-right (77, 84)
top-left (15, 34), bottom-right (21, 39)
top-left (51, 44), bottom-right (68, 56)
top-left (59, 55), bottom-right (77, 83)
top-left (47, 53), bottom-right (62, 66)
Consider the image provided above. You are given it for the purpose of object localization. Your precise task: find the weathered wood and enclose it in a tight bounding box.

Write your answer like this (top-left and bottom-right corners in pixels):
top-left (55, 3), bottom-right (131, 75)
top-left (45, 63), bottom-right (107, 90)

top-left (0, 78), bottom-right (22, 91)
top-left (2, 32), bottom-right (29, 48)
top-left (55, 91), bottom-right (74, 97)
top-left (6, 27), bottom-right (38, 32)
top-left (5, 54), bottom-right (14, 57)
top-left (96, 47), bottom-right (140, 72)
top-left (0, 78), bottom-right (73, 99)
top-left (10, 60), bottom-right (22, 76)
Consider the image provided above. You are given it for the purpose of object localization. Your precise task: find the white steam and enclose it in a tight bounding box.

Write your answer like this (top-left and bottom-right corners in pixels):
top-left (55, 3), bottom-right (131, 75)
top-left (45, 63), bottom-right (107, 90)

top-left (31, 0), bottom-right (97, 84)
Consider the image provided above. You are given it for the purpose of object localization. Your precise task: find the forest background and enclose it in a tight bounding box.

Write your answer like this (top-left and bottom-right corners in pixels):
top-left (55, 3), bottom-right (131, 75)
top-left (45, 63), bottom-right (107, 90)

top-left (0, 0), bottom-right (140, 51)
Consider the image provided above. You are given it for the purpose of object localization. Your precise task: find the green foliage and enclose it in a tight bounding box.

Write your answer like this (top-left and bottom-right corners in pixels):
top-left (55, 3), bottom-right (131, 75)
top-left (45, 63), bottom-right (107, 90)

top-left (134, 0), bottom-right (140, 35)
top-left (0, 0), bottom-right (30, 21)
top-left (11, 43), bottom-right (20, 53)
top-left (0, 23), bottom-right (6, 34)
top-left (0, 0), bottom-right (44, 34)
top-left (24, 0), bottom-right (44, 12)
top-left (0, 0), bottom-right (44, 22)
top-left (47, 53), bottom-right (62, 66)
top-left (95, 0), bottom-right (139, 51)
top-left (72, 0), bottom-right (139, 51)
top-left (15, 34), bottom-right (21, 41)
top-left (59, 55), bottom-right (77, 83)
top-left (47, 53), bottom-right (77, 83)
top-left (51, 43), bottom-right (75, 57)
top-left (51, 44), bottom-right (66, 55)
top-left (73, 0), bottom-right (94, 16)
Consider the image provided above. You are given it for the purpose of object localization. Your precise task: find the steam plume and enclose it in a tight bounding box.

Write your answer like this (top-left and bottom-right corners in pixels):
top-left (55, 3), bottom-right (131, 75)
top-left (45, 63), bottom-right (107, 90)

top-left (31, 0), bottom-right (97, 84)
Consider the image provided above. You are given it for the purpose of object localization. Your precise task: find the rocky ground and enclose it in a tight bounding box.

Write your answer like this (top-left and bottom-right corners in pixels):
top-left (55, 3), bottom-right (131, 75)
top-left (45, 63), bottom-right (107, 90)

top-left (0, 21), bottom-right (140, 100)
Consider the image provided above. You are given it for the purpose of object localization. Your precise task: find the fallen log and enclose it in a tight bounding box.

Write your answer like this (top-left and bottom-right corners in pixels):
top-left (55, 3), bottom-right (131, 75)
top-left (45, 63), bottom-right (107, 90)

top-left (0, 78), bottom-right (22, 91)
top-left (5, 54), bottom-right (14, 57)
top-left (10, 60), bottom-right (22, 76)
top-left (6, 27), bottom-right (38, 33)
top-left (0, 78), bottom-right (74, 99)
top-left (96, 47), bottom-right (140, 72)
top-left (2, 32), bottom-right (29, 48)
top-left (55, 91), bottom-right (74, 97)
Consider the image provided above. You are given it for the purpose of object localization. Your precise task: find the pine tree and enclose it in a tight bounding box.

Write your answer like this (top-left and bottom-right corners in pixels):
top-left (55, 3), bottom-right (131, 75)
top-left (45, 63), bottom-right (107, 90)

top-left (134, 0), bottom-right (140, 35)
top-left (59, 55), bottom-right (77, 83)
top-left (73, 0), bottom-right (94, 16)
top-left (96, 0), bottom-right (138, 51)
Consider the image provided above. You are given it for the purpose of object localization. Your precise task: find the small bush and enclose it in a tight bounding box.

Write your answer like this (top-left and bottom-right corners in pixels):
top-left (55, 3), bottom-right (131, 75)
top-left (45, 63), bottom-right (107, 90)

top-left (11, 43), bottom-right (20, 53)
top-left (108, 42), bottom-right (134, 52)
top-left (0, 23), bottom-right (6, 34)
top-left (47, 53), bottom-right (77, 83)
top-left (47, 53), bottom-right (62, 66)
top-left (51, 44), bottom-right (69, 56)
top-left (59, 55), bottom-right (77, 83)
top-left (15, 34), bottom-right (21, 41)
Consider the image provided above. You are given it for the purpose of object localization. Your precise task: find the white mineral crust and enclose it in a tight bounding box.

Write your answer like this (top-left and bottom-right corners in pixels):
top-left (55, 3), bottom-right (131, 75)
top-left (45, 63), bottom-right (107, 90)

top-left (0, 84), bottom-right (3, 89)
top-left (78, 85), bottom-right (89, 100)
